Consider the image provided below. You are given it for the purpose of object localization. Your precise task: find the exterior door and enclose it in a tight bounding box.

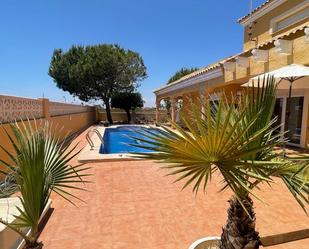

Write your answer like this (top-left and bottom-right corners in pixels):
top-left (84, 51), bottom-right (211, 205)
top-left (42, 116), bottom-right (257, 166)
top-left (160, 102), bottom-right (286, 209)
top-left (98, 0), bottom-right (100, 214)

top-left (285, 96), bottom-right (304, 145)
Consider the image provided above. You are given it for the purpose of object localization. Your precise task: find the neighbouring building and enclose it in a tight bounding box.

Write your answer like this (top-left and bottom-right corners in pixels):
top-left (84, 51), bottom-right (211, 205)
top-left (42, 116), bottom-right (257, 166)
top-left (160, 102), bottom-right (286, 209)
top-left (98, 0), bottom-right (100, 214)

top-left (154, 0), bottom-right (309, 148)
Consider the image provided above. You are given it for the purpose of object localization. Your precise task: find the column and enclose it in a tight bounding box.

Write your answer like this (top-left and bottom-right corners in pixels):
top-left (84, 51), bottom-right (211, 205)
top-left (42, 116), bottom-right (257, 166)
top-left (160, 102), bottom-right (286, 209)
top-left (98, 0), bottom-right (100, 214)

top-left (39, 98), bottom-right (50, 119)
top-left (199, 83), bottom-right (206, 118)
top-left (155, 99), bottom-right (160, 123)
top-left (171, 97), bottom-right (177, 123)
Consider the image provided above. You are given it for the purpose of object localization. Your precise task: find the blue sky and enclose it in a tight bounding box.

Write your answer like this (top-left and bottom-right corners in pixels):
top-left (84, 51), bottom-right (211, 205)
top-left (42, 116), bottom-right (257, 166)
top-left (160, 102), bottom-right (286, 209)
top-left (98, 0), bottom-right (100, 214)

top-left (0, 0), bottom-right (265, 107)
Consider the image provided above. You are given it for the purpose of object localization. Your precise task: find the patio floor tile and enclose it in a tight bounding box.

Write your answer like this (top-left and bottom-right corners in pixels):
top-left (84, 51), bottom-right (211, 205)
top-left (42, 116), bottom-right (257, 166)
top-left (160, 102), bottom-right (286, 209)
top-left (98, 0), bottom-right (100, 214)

top-left (39, 127), bottom-right (309, 249)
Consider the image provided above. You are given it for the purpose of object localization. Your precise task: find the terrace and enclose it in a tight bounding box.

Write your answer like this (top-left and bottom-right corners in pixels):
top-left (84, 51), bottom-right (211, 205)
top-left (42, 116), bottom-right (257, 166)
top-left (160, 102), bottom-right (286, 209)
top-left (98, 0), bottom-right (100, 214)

top-left (36, 128), bottom-right (309, 249)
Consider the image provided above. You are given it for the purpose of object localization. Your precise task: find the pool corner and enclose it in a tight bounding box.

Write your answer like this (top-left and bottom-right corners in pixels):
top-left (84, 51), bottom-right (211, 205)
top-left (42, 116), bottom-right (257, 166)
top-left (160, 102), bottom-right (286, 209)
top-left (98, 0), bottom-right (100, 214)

top-left (78, 125), bottom-right (156, 162)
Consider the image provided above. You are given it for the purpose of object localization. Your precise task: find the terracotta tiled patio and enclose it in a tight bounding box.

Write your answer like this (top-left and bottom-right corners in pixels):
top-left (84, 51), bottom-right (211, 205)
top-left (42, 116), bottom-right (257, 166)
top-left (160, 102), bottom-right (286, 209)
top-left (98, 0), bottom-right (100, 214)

top-left (39, 127), bottom-right (309, 249)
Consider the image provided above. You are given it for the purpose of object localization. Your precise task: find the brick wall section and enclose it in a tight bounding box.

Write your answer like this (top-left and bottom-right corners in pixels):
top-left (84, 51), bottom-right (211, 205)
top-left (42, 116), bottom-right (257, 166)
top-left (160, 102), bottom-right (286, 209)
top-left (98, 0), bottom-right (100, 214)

top-left (49, 101), bottom-right (93, 117)
top-left (98, 109), bottom-right (169, 123)
top-left (0, 95), bottom-right (96, 178)
top-left (0, 95), bottom-right (44, 123)
top-left (0, 95), bottom-right (95, 123)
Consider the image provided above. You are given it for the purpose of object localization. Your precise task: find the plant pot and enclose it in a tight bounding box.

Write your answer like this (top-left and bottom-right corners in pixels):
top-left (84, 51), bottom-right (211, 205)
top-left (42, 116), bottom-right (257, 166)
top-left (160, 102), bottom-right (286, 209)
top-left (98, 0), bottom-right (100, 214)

top-left (0, 198), bottom-right (52, 249)
top-left (188, 236), bottom-right (220, 249)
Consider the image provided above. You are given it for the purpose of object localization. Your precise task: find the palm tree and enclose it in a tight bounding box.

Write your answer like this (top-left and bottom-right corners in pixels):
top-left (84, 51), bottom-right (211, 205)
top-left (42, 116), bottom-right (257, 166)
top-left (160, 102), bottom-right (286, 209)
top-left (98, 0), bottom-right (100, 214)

top-left (129, 76), bottom-right (309, 249)
top-left (0, 121), bottom-right (90, 249)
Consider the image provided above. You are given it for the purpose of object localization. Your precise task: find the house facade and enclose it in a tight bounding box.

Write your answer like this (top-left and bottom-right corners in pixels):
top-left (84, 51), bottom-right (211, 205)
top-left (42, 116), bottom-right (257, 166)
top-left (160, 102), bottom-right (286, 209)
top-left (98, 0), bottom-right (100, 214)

top-left (154, 0), bottom-right (309, 147)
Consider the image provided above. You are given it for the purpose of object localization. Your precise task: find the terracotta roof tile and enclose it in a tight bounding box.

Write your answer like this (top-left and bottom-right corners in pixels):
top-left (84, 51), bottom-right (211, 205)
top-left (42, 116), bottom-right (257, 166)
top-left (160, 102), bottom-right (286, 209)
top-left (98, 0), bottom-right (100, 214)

top-left (167, 63), bottom-right (221, 85)
top-left (155, 23), bottom-right (308, 93)
top-left (238, 0), bottom-right (276, 23)
top-left (253, 23), bottom-right (308, 49)
top-left (154, 20), bottom-right (308, 94)
top-left (153, 63), bottom-right (221, 92)
top-left (153, 53), bottom-right (243, 93)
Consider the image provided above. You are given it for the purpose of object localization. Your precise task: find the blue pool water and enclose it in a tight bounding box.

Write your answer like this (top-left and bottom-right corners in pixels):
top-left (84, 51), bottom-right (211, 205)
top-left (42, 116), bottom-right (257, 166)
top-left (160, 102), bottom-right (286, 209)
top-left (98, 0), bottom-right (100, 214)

top-left (100, 126), bottom-right (160, 154)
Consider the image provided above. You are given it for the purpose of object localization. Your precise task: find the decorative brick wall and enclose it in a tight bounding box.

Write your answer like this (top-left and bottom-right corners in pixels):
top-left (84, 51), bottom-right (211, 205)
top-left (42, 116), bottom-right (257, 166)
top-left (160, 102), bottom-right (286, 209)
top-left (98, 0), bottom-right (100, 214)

top-left (0, 95), bottom-right (96, 180)
top-left (0, 95), bottom-right (43, 123)
top-left (0, 95), bottom-right (94, 123)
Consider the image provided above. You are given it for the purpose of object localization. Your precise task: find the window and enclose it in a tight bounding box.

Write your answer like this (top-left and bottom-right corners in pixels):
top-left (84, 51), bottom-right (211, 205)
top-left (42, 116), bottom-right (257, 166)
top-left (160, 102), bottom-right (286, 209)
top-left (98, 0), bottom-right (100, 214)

top-left (270, 2), bottom-right (309, 34)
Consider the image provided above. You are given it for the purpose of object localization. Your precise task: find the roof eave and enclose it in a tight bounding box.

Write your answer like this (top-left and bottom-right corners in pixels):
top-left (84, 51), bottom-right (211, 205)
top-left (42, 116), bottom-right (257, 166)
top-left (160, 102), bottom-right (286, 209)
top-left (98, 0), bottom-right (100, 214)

top-left (154, 67), bottom-right (223, 96)
top-left (237, 0), bottom-right (285, 26)
top-left (154, 23), bottom-right (308, 96)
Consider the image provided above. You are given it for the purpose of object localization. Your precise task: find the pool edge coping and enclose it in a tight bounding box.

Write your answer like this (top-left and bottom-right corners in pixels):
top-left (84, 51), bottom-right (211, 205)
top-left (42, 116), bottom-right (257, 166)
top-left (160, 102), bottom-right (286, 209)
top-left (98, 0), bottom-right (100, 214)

top-left (78, 124), bottom-right (157, 162)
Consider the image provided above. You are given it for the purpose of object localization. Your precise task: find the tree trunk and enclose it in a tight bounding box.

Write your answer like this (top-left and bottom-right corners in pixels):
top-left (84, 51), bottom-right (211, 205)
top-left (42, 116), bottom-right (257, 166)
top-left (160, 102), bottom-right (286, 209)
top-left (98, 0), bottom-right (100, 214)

top-left (104, 99), bottom-right (113, 124)
top-left (24, 241), bottom-right (43, 249)
top-left (125, 109), bottom-right (131, 123)
top-left (219, 196), bottom-right (260, 249)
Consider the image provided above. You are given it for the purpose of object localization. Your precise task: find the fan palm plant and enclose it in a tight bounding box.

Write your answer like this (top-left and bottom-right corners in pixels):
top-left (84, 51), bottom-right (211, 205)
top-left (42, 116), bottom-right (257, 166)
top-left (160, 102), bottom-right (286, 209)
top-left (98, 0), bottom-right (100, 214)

top-left (0, 121), bottom-right (90, 249)
top-left (129, 76), bottom-right (309, 249)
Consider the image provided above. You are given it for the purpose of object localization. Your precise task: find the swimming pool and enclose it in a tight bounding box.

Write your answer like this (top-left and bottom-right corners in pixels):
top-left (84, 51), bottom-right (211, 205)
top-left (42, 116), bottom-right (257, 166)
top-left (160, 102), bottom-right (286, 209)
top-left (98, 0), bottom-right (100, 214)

top-left (99, 126), bottom-right (160, 154)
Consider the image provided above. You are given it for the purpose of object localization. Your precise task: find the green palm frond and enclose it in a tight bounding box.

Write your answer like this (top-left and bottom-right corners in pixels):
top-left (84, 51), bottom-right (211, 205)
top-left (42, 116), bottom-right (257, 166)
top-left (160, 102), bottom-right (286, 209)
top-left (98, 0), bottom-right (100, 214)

top-left (130, 77), bottom-right (282, 202)
top-left (274, 158), bottom-right (309, 213)
top-left (241, 75), bottom-right (283, 160)
top-left (0, 120), bottom-right (90, 244)
top-left (129, 76), bottom-right (309, 212)
top-left (129, 76), bottom-right (309, 213)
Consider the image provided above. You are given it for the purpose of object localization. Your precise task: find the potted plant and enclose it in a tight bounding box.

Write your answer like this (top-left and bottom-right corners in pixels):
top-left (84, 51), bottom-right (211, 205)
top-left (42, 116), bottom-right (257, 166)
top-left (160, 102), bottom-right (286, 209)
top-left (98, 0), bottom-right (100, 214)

top-left (188, 236), bottom-right (220, 249)
top-left (130, 76), bottom-right (309, 249)
top-left (0, 121), bottom-right (90, 249)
